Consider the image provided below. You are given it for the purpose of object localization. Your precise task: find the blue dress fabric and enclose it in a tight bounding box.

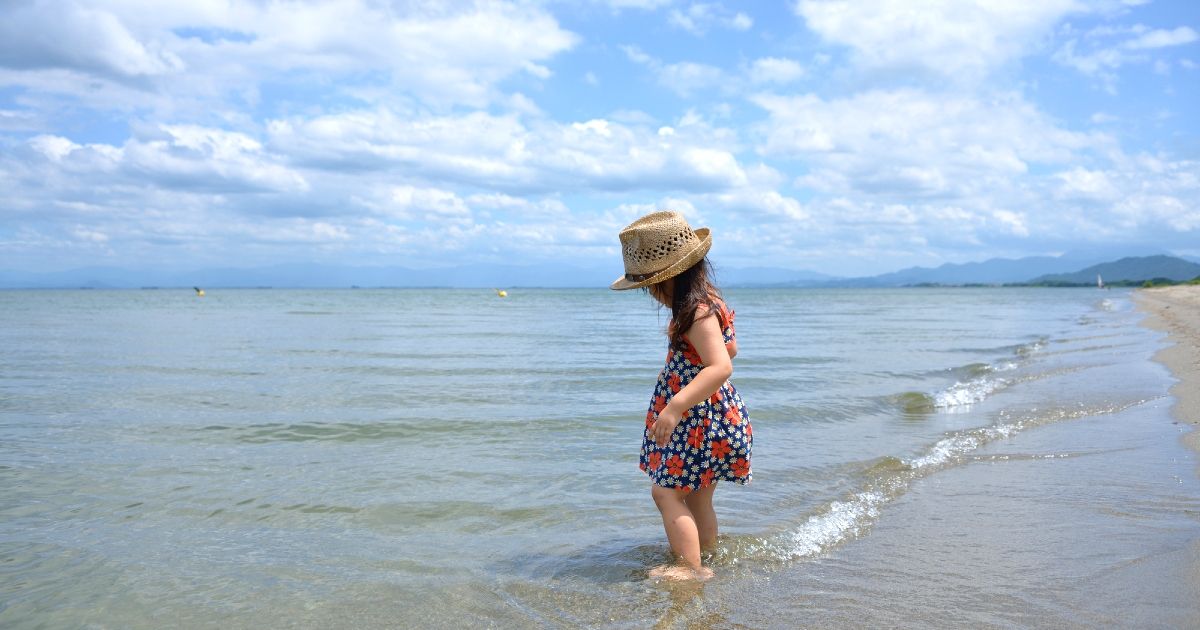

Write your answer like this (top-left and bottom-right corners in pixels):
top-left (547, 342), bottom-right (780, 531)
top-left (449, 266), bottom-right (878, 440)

top-left (639, 300), bottom-right (752, 492)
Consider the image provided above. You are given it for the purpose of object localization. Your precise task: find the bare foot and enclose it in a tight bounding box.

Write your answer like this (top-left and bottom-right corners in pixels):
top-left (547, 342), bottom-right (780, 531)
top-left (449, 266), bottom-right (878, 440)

top-left (648, 564), bottom-right (714, 581)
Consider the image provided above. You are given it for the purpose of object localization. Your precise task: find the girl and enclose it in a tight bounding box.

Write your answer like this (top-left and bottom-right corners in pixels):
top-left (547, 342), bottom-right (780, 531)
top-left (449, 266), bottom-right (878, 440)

top-left (611, 211), bottom-right (752, 581)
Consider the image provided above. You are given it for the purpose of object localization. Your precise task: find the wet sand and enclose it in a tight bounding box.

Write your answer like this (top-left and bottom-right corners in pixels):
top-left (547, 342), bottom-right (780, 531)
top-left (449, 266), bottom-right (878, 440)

top-left (1136, 286), bottom-right (1200, 467)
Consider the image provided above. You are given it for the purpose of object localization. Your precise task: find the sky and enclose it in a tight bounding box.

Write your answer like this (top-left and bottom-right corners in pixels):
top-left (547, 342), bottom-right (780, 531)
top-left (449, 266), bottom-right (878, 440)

top-left (0, 0), bottom-right (1197, 278)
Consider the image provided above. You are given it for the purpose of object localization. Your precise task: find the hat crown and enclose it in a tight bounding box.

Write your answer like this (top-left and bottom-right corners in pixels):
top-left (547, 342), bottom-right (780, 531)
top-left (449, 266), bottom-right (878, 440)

top-left (619, 211), bottom-right (701, 275)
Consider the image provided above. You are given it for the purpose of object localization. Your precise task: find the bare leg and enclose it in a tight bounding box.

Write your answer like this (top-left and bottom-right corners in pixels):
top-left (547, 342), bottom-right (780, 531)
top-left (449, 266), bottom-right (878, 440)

top-left (684, 482), bottom-right (718, 550)
top-left (650, 485), bottom-right (713, 580)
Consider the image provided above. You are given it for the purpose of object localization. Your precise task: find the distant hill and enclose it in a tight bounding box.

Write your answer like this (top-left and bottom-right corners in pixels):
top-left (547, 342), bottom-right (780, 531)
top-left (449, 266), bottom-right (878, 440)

top-left (1029, 255), bottom-right (1200, 285)
top-left (825, 254), bottom-right (1110, 287)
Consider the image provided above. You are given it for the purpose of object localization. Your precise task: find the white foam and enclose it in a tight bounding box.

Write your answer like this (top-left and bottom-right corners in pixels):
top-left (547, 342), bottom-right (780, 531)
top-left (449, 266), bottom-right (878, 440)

top-left (763, 399), bottom-right (1145, 564)
top-left (786, 492), bottom-right (885, 558)
top-left (908, 423), bottom-right (1019, 470)
top-left (933, 377), bottom-right (1008, 408)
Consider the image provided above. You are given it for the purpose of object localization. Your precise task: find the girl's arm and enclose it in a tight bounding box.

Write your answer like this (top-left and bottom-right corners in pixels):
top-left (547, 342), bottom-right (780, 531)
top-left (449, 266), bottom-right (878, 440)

top-left (652, 306), bottom-right (734, 446)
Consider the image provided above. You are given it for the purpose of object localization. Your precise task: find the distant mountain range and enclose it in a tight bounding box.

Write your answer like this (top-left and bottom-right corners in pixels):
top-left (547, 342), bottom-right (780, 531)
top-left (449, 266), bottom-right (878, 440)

top-left (752, 253), bottom-right (1200, 288)
top-left (807, 253), bottom-right (1108, 288)
top-left (2, 253), bottom-right (1198, 289)
top-left (1030, 255), bottom-right (1200, 285)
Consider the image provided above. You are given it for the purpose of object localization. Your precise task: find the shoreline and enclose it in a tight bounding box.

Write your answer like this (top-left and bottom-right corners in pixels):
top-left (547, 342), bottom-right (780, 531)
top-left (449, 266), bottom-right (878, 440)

top-left (1134, 286), bottom-right (1200, 473)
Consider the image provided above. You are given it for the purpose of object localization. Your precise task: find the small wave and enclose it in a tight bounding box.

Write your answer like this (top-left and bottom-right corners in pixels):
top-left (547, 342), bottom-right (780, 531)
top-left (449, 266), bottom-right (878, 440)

top-left (929, 363), bottom-right (1094, 411)
top-left (933, 376), bottom-right (1009, 409)
top-left (1015, 337), bottom-right (1047, 357)
top-left (892, 391), bottom-right (936, 414)
top-left (718, 398), bottom-right (1149, 565)
top-left (895, 360), bottom-right (1018, 413)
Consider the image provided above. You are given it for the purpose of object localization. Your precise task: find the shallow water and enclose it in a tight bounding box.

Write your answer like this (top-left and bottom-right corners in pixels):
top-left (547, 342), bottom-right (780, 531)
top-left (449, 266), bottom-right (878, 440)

top-left (1, 287), bottom-right (1198, 628)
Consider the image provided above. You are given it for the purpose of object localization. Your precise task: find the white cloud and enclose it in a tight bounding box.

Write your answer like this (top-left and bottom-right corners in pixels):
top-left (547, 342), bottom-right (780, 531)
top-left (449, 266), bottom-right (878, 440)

top-left (380, 186), bottom-right (473, 224)
top-left (669, 3), bottom-right (755, 35)
top-left (753, 89), bottom-right (1101, 200)
top-left (736, 87), bottom-right (1200, 255)
top-left (267, 107), bottom-right (750, 194)
top-left (1055, 167), bottom-right (1119, 201)
top-left (1053, 23), bottom-right (1199, 86)
top-left (602, 0), bottom-right (674, 9)
top-left (133, 125), bottom-right (310, 193)
top-left (657, 61), bottom-right (727, 96)
top-left (0, 3), bottom-right (184, 80)
top-left (627, 48), bottom-right (807, 95)
top-left (0, 1), bottom-right (578, 109)
top-left (72, 226), bottom-right (111, 243)
top-left (465, 193), bottom-right (569, 219)
top-left (1124, 26), bottom-right (1198, 50)
top-left (993, 210), bottom-right (1030, 237)
top-left (749, 58), bottom-right (805, 84)
top-left (795, 0), bottom-right (1081, 78)
top-left (18, 125), bottom-right (307, 204)
top-left (622, 46), bottom-right (729, 96)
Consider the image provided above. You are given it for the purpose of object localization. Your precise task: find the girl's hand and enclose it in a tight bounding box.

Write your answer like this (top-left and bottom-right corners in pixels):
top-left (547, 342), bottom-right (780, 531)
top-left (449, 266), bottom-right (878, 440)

top-left (653, 406), bottom-right (682, 447)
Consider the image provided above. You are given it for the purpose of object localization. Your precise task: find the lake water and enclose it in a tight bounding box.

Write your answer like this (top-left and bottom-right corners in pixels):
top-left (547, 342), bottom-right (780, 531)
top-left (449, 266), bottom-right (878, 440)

top-left (2, 287), bottom-right (1199, 628)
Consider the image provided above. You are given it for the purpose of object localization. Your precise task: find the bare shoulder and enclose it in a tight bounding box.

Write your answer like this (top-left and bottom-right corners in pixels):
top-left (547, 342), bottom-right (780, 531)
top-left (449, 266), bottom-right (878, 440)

top-left (699, 297), bottom-right (731, 325)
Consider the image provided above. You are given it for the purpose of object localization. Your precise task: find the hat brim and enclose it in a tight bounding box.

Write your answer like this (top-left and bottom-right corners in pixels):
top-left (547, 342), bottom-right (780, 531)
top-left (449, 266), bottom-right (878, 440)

top-left (610, 228), bottom-right (711, 290)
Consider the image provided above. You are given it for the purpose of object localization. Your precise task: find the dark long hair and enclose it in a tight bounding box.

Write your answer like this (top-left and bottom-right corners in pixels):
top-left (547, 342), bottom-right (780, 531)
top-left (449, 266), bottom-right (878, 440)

top-left (660, 257), bottom-right (722, 346)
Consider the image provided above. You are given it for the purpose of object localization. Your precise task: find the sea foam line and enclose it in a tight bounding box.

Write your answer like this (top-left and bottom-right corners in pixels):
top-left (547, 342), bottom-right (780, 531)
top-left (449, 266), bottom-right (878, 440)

top-left (739, 399), bottom-right (1149, 564)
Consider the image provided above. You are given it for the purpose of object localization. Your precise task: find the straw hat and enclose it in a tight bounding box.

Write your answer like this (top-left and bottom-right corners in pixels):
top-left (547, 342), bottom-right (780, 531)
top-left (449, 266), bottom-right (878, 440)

top-left (610, 210), bottom-right (711, 290)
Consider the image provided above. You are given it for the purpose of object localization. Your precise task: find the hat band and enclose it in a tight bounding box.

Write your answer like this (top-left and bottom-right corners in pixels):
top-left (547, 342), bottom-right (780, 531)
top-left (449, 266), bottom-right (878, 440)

top-left (624, 272), bottom-right (655, 282)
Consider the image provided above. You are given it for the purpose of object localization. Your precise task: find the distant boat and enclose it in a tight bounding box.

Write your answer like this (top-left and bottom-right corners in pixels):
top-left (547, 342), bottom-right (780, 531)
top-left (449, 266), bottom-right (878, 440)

top-left (494, 288), bottom-right (508, 298)
top-left (194, 286), bottom-right (205, 297)
top-left (1097, 274), bottom-right (1105, 290)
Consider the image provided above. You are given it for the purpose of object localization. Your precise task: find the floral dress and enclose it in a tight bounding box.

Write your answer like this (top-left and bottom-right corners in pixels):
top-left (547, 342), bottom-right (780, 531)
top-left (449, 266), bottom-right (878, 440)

top-left (639, 300), bottom-right (752, 492)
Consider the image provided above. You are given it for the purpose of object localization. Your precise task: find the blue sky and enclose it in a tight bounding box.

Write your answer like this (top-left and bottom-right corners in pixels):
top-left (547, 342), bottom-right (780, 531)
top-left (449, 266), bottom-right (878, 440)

top-left (0, 0), bottom-right (1197, 277)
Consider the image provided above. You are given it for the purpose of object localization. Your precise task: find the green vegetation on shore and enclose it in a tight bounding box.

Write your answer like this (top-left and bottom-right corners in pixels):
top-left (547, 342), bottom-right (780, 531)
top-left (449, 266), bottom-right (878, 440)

top-left (1007, 276), bottom-right (1200, 288)
top-left (1139, 276), bottom-right (1200, 288)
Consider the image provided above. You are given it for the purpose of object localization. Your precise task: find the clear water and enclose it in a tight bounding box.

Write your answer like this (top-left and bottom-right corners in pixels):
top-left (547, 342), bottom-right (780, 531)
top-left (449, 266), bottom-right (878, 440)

top-left (1, 288), bottom-right (1198, 628)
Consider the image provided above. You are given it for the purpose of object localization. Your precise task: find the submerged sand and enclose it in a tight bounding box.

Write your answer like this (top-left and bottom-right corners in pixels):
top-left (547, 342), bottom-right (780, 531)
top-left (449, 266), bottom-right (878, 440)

top-left (1135, 286), bottom-right (1200, 466)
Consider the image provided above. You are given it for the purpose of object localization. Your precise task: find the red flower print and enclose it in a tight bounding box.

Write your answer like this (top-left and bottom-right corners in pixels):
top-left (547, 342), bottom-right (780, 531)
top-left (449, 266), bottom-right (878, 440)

top-left (710, 439), bottom-right (731, 460)
top-left (683, 347), bottom-right (703, 365)
top-left (654, 395), bottom-right (667, 413)
top-left (648, 451), bottom-right (663, 471)
top-left (700, 469), bottom-right (715, 488)
top-left (745, 423), bottom-right (752, 438)
top-left (666, 455), bottom-right (685, 477)
top-left (675, 485), bottom-right (693, 495)
top-left (645, 410), bottom-right (656, 429)
top-left (668, 373), bottom-right (682, 393)
top-left (709, 391), bottom-right (722, 405)
top-left (724, 406), bottom-right (741, 426)
top-left (687, 425), bottom-right (705, 450)
top-left (731, 458), bottom-right (750, 477)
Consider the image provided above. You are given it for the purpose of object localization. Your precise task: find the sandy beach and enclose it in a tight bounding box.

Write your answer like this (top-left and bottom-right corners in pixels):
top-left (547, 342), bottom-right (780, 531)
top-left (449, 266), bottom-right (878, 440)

top-left (1136, 286), bottom-right (1200, 464)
